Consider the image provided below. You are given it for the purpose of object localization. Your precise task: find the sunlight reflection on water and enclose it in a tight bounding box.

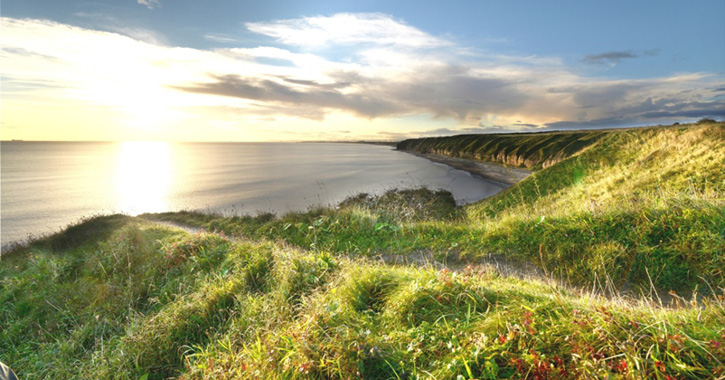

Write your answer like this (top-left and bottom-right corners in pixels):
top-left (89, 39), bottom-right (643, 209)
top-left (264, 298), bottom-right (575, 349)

top-left (116, 141), bottom-right (172, 214)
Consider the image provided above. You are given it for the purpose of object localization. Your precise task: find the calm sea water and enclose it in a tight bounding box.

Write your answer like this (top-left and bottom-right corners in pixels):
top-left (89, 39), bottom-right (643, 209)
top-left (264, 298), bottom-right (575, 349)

top-left (1, 141), bottom-right (504, 248)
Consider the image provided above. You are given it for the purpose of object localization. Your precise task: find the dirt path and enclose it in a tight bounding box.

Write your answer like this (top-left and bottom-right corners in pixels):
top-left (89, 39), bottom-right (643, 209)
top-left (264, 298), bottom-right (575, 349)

top-left (151, 219), bottom-right (553, 287)
top-left (150, 219), bottom-right (679, 306)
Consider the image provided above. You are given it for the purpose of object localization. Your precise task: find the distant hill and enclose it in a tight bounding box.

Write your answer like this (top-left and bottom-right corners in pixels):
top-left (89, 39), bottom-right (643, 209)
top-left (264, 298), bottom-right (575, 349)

top-left (396, 124), bottom-right (714, 170)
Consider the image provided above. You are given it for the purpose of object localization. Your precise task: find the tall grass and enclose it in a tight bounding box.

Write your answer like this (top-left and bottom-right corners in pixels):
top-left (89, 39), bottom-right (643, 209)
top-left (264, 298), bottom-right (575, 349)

top-left (2, 122), bottom-right (723, 379)
top-left (3, 212), bottom-right (724, 378)
top-left (466, 123), bottom-right (725, 292)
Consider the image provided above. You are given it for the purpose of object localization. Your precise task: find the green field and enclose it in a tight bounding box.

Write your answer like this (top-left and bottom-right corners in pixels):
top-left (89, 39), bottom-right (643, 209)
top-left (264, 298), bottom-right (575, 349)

top-left (2, 122), bottom-right (724, 379)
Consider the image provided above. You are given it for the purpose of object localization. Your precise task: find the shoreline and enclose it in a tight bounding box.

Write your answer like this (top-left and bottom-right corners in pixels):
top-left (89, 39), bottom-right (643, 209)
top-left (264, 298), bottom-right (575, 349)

top-left (399, 150), bottom-right (532, 186)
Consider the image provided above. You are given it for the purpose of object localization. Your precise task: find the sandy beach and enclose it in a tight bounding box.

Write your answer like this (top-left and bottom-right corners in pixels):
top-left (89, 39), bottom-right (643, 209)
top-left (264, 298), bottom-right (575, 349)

top-left (401, 150), bottom-right (532, 186)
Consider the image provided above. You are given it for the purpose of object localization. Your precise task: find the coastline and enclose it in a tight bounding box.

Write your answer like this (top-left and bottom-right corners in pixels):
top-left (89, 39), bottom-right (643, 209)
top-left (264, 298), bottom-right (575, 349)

top-left (400, 150), bottom-right (532, 186)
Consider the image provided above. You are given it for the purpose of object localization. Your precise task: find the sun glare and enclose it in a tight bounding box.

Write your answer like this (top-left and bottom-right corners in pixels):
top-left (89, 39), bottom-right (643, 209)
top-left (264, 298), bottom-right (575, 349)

top-left (116, 141), bottom-right (172, 214)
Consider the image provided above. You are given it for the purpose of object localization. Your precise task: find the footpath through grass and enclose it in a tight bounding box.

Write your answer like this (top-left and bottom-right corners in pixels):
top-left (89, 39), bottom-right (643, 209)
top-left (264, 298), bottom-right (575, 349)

top-left (1, 122), bottom-right (724, 379)
top-left (149, 123), bottom-right (725, 294)
top-left (2, 216), bottom-right (724, 379)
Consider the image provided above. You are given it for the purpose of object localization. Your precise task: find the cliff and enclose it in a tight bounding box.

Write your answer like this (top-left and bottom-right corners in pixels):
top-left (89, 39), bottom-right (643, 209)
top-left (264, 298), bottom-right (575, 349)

top-left (398, 129), bottom-right (609, 169)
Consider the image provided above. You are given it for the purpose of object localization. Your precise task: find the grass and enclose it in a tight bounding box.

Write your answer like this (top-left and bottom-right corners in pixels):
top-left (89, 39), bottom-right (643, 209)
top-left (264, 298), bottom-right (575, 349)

top-left (1, 122), bottom-right (724, 379)
top-left (466, 123), bottom-right (725, 292)
top-left (147, 123), bottom-right (724, 293)
top-left (396, 129), bottom-right (609, 169)
top-left (2, 217), bottom-right (724, 379)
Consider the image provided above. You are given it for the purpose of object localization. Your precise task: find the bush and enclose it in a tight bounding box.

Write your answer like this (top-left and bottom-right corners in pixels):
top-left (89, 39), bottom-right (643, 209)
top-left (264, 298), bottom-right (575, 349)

top-left (697, 117), bottom-right (717, 124)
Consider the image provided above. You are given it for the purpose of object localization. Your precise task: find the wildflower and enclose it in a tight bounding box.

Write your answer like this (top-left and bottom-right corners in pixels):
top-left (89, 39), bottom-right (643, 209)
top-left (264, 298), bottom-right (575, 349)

top-left (498, 334), bottom-right (507, 344)
top-left (299, 361), bottom-right (314, 374)
top-left (655, 360), bottom-right (666, 372)
top-left (618, 359), bottom-right (628, 373)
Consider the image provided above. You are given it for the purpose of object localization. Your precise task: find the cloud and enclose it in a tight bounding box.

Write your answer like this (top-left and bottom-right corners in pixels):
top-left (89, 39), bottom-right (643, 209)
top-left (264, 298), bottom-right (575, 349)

top-left (639, 105), bottom-right (725, 119)
top-left (107, 26), bottom-right (168, 44)
top-left (137, 0), bottom-right (161, 10)
top-left (174, 74), bottom-right (404, 118)
top-left (582, 49), bottom-right (659, 65)
top-left (277, 76), bottom-right (351, 90)
top-left (543, 97), bottom-right (725, 130)
top-left (204, 34), bottom-right (238, 44)
top-left (1, 47), bottom-right (59, 61)
top-left (540, 74), bottom-right (725, 129)
top-left (583, 50), bottom-right (637, 65)
top-left (73, 10), bottom-right (168, 44)
top-left (246, 13), bottom-right (450, 49)
top-left (1, 15), bottom-right (722, 142)
top-left (544, 117), bottom-right (633, 130)
top-left (387, 69), bottom-right (528, 119)
top-left (376, 125), bottom-right (535, 140)
top-left (175, 62), bottom-right (531, 121)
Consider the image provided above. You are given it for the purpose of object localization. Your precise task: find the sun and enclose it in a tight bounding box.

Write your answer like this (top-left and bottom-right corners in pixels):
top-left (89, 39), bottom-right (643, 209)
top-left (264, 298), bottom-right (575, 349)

top-left (115, 141), bottom-right (173, 214)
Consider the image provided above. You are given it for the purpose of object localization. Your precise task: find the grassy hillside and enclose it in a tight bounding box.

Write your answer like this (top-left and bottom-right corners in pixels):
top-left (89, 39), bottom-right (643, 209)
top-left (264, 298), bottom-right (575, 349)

top-left (2, 216), bottom-right (724, 379)
top-left (466, 123), bottom-right (725, 291)
top-left (2, 122), bottom-right (724, 379)
top-left (397, 129), bottom-right (609, 169)
top-left (147, 123), bottom-right (725, 293)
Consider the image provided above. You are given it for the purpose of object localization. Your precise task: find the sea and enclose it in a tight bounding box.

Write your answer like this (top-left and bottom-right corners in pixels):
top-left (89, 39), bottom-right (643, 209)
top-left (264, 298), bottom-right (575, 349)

top-left (1, 141), bottom-right (505, 248)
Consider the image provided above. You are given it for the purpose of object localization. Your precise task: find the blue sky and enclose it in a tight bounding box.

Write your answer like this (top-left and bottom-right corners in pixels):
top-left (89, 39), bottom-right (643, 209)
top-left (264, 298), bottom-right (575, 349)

top-left (2, 0), bottom-right (723, 141)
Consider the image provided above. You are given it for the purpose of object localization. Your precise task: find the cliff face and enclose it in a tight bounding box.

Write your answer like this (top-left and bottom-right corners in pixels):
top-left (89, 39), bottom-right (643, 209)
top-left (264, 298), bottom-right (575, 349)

top-left (397, 130), bottom-right (608, 170)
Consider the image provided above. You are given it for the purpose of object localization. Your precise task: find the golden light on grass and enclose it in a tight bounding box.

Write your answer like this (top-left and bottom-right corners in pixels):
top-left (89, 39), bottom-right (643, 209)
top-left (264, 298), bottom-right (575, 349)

top-left (115, 141), bottom-right (172, 214)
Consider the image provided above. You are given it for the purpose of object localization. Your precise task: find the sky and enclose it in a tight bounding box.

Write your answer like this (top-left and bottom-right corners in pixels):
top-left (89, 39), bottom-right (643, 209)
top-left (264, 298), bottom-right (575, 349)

top-left (1, 0), bottom-right (724, 142)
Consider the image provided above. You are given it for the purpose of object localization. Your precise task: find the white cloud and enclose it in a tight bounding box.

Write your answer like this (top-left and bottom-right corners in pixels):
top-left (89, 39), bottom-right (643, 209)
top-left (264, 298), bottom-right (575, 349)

top-left (137, 0), bottom-right (161, 10)
top-left (108, 25), bottom-right (168, 45)
top-left (1, 15), bottom-right (722, 142)
top-left (203, 34), bottom-right (239, 44)
top-left (72, 10), bottom-right (168, 44)
top-left (246, 13), bottom-right (450, 49)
